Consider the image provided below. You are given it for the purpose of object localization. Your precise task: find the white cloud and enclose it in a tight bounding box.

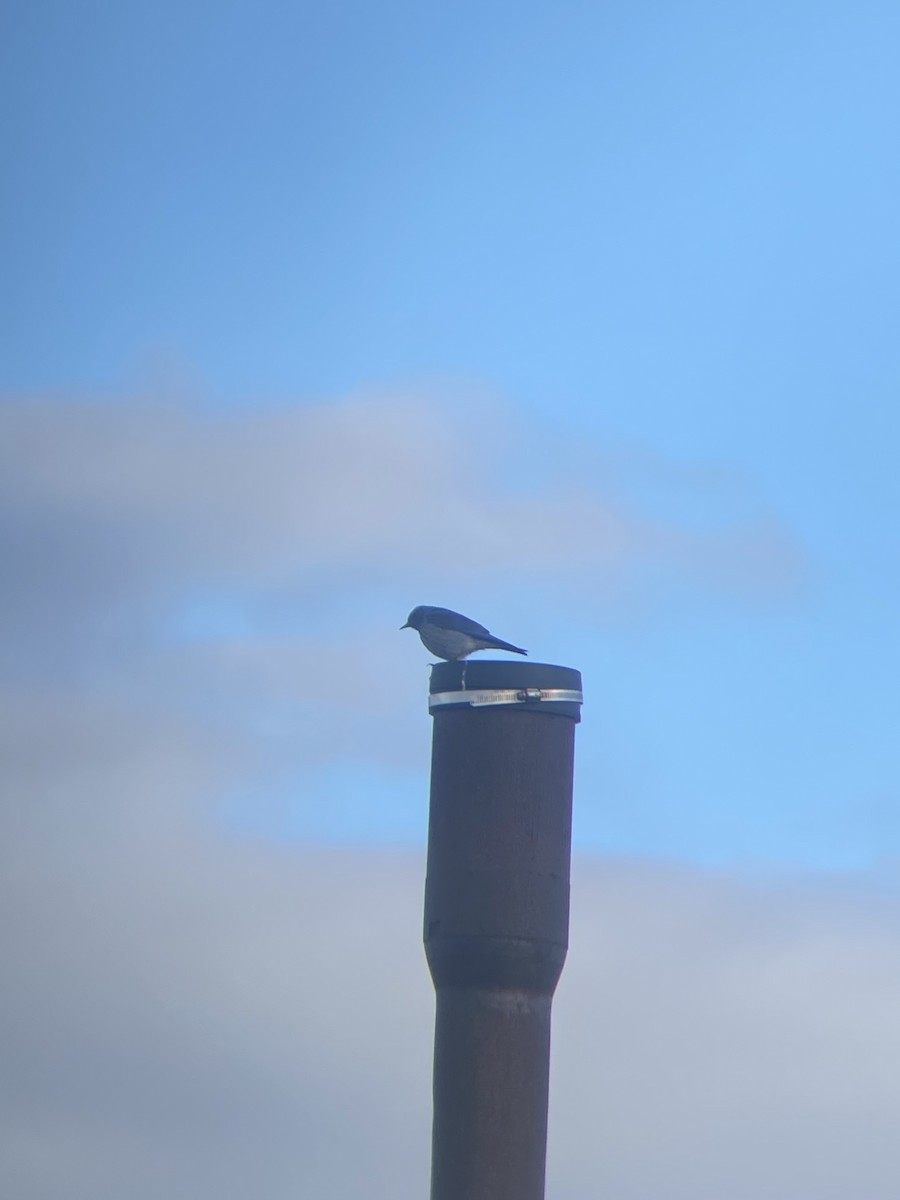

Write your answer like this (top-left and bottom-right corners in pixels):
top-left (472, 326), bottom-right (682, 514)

top-left (0, 388), bottom-right (806, 787)
top-left (2, 389), bottom-right (861, 1198)
top-left (2, 804), bottom-right (899, 1199)
top-left (552, 861), bottom-right (900, 1198)
top-left (0, 391), bottom-right (804, 608)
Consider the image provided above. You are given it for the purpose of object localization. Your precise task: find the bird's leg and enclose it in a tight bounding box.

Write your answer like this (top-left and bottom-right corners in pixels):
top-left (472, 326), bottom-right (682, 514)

top-left (460, 659), bottom-right (468, 691)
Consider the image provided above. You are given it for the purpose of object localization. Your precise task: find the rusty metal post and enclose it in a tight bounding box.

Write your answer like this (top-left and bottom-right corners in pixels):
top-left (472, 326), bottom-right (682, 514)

top-left (424, 659), bottom-right (582, 1200)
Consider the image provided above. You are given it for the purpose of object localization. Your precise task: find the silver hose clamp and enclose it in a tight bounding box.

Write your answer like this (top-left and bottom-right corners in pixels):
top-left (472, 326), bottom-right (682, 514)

top-left (429, 687), bottom-right (584, 711)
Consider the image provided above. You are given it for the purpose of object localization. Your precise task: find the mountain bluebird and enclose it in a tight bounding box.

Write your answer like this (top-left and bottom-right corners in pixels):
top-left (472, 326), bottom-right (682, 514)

top-left (401, 606), bottom-right (527, 660)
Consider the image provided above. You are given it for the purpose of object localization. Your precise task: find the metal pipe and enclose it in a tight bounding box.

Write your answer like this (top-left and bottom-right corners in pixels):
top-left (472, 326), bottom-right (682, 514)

top-left (424, 659), bottom-right (582, 1200)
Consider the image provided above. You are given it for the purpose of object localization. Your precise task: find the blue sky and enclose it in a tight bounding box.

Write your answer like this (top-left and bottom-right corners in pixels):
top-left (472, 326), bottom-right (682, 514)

top-left (3, 0), bottom-right (898, 869)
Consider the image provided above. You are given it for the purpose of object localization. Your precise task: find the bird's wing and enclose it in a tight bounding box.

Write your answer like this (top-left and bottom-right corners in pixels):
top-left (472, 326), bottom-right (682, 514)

top-left (427, 607), bottom-right (493, 638)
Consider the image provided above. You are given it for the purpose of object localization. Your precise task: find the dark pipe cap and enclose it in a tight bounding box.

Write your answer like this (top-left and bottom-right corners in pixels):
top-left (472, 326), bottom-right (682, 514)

top-left (429, 660), bottom-right (583, 723)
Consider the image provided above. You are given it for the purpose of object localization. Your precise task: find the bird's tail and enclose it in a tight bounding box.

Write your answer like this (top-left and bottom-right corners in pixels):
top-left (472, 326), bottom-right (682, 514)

top-left (486, 637), bottom-right (527, 656)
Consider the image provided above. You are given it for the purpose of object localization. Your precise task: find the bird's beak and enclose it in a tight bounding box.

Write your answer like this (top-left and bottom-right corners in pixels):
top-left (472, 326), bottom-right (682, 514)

top-left (400, 622), bottom-right (411, 630)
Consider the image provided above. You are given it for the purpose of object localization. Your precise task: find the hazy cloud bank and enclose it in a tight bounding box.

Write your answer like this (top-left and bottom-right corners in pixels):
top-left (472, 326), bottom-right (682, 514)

top-left (0, 390), bottom-right (804, 779)
top-left (2, 808), bottom-right (899, 1200)
top-left (0, 390), bottom-right (804, 642)
top-left (4, 389), bottom-right (870, 1199)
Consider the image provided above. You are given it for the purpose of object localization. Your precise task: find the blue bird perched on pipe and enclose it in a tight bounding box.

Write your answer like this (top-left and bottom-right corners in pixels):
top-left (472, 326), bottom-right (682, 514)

top-left (401, 606), bottom-right (527, 661)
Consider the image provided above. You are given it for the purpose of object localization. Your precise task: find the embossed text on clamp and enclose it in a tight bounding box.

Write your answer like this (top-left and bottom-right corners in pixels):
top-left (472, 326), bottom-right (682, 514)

top-left (429, 688), bottom-right (584, 710)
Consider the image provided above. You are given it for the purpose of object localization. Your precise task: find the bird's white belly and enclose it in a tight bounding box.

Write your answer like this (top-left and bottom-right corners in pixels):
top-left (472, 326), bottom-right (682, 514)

top-left (420, 626), bottom-right (481, 660)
